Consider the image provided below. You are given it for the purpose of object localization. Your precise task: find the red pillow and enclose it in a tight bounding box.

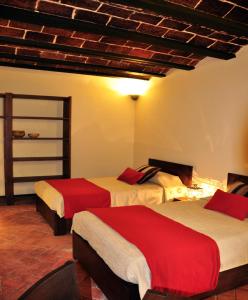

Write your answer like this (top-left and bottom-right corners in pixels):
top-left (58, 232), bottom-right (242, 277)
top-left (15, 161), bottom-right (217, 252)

top-left (117, 168), bottom-right (144, 185)
top-left (205, 189), bottom-right (248, 220)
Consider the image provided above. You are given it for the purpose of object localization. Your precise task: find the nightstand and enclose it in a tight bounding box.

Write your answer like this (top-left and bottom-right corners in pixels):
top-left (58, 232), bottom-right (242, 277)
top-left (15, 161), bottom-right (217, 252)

top-left (174, 196), bottom-right (199, 201)
top-left (187, 186), bottom-right (203, 198)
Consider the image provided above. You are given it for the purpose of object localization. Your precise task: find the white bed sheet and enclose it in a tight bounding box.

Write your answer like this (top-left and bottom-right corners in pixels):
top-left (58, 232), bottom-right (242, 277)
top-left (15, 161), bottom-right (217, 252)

top-left (34, 177), bottom-right (164, 218)
top-left (71, 199), bottom-right (248, 299)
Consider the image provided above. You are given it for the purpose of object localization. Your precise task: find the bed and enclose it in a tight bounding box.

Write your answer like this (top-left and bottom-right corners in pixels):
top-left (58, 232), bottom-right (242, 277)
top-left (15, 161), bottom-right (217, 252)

top-left (72, 172), bottom-right (248, 300)
top-left (34, 158), bottom-right (193, 235)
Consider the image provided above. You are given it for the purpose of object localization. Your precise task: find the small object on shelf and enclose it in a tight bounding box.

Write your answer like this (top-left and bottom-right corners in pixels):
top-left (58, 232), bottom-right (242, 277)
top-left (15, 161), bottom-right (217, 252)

top-left (12, 130), bottom-right (25, 138)
top-left (28, 133), bottom-right (40, 138)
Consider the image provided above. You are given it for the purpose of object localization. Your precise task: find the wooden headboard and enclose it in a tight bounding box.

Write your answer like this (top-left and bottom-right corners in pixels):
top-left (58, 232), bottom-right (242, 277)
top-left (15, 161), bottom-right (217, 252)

top-left (149, 158), bottom-right (193, 187)
top-left (227, 173), bottom-right (248, 186)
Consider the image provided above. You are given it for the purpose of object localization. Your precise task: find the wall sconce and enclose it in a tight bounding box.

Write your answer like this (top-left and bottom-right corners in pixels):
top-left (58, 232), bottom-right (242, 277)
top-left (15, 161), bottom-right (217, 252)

top-left (108, 78), bottom-right (150, 100)
top-left (130, 95), bottom-right (139, 101)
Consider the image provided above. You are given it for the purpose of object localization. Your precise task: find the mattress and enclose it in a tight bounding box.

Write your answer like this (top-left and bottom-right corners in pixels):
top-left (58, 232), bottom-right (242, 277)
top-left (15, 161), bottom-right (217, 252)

top-left (34, 177), bottom-right (164, 218)
top-left (71, 199), bottom-right (248, 298)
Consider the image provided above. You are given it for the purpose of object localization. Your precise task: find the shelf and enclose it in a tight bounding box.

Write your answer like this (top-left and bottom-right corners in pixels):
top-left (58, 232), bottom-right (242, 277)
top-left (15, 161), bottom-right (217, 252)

top-left (11, 116), bottom-right (68, 120)
top-left (13, 137), bottom-right (65, 140)
top-left (12, 94), bottom-right (69, 101)
top-left (13, 156), bottom-right (68, 161)
top-left (13, 175), bottom-right (64, 183)
top-left (3, 92), bottom-right (71, 204)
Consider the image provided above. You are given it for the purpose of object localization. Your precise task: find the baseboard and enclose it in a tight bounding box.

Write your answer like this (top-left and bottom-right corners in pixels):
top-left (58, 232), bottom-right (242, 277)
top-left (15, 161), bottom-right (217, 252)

top-left (0, 194), bottom-right (37, 205)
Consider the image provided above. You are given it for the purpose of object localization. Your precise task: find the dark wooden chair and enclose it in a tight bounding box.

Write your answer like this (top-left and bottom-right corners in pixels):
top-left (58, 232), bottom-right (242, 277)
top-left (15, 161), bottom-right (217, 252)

top-left (18, 261), bottom-right (80, 300)
top-left (143, 289), bottom-right (188, 300)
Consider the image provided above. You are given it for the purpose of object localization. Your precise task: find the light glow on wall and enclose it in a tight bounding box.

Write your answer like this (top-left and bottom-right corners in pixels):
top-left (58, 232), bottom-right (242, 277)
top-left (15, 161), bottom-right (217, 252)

top-left (107, 78), bottom-right (151, 97)
top-left (192, 176), bottom-right (226, 198)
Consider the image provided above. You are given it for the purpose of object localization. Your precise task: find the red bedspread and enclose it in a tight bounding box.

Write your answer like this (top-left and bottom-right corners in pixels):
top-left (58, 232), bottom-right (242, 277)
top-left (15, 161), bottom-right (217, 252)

top-left (46, 178), bottom-right (110, 219)
top-left (88, 205), bottom-right (220, 296)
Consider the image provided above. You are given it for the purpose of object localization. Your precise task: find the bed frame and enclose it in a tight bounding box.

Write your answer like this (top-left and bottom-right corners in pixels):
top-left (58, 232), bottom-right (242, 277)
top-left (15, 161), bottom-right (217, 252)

top-left (72, 172), bottom-right (248, 300)
top-left (36, 197), bottom-right (72, 236)
top-left (148, 158), bottom-right (192, 187)
top-left (227, 172), bottom-right (248, 185)
top-left (36, 158), bottom-right (193, 235)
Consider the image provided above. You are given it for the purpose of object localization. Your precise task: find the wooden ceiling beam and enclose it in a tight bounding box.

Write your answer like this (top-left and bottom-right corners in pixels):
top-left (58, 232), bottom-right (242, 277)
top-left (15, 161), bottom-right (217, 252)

top-left (107, 0), bottom-right (248, 38)
top-left (0, 4), bottom-right (235, 60)
top-left (0, 52), bottom-right (165, 77)
top-left (0, 36), bottom-right (194, 71)
top-left (0, 61), bottom-right (151, 80)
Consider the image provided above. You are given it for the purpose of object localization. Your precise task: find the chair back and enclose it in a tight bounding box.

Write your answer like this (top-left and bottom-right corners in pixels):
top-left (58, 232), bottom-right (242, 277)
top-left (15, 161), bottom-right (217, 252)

top-left (18, 261), bottom-right (80, 300)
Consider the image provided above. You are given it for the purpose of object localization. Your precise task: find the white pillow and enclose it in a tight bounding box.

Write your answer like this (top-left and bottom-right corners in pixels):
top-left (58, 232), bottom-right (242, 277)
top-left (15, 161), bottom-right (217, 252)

top-left (149, 172), bottom-right (184, 187)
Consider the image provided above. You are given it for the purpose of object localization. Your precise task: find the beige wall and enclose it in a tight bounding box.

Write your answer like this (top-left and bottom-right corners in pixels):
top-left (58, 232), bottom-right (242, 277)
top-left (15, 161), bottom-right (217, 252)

top-left (0, 68), bottom-right (135, 195)
top-left (134, 46), bottom-right (248, 181)
top-left (1, 46), bottom-right (247, 195)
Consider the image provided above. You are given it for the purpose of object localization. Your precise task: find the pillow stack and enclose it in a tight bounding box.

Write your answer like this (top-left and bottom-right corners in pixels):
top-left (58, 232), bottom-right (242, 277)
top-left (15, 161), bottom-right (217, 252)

top-left (117, 167), bottom-right (144, 185)
top-left (227, 181), bottom-right (248, 197)
top-left (135, 165), bottom-right (161, 184)
top-left (149, 171), bottom-right (183, 187)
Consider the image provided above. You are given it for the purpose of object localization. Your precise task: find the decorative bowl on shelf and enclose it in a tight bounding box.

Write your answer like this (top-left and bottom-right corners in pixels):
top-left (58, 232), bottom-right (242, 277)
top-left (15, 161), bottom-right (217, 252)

top-left (28, 133), bottom-right (40, 138)
top-left (12, 130), bottom-right (25, 138)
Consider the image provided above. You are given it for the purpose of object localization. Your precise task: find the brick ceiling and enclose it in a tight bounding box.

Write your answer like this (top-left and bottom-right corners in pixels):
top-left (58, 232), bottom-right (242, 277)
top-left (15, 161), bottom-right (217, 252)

top-left (0, 0), bottom-right (247, 80)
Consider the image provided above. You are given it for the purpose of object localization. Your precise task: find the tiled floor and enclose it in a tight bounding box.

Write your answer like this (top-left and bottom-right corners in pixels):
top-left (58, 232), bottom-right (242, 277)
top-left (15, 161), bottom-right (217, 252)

top-left (0, 203), bottom-right (247, 300)
top-left (0, 204), bottom-right (106, 300)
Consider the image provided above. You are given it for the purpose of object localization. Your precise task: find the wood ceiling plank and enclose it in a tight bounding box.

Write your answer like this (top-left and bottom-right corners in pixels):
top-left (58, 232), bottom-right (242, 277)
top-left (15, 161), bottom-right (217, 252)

top-left (0, 36), bottom-right (194, 71)
top-left (0, 52), bottom-right (165, 77)
top-left (0, 60), bottom-right (151, 80)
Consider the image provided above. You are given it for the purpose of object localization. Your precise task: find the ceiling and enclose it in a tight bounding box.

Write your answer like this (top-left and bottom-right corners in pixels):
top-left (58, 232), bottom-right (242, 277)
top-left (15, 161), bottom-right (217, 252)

top-left (0, 0), bottom-right (247, 80)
